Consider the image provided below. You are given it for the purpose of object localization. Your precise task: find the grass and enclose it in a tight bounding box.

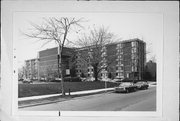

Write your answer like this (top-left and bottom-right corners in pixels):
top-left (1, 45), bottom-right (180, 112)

top-left (18, 82), bottom-right (119, 98)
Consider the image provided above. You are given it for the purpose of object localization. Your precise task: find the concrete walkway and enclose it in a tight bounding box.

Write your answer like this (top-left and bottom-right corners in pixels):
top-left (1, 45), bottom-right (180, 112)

top-left (18, 88), bottom-right (114, 101)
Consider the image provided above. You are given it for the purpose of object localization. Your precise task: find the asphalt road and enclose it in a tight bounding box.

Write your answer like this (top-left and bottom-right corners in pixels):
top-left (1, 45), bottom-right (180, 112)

top-left (20, 86), bottom-right (156, 111)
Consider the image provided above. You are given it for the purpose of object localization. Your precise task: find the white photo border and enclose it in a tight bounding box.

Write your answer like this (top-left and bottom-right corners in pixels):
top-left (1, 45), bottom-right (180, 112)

top-left (1, 1), bottom-right (179, 121)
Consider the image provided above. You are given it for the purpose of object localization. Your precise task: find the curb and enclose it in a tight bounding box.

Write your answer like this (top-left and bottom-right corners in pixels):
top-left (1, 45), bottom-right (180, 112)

top-left (18, 88), bottom-right (114, 101)
top-left (19, 89), bottom-right (114, 108)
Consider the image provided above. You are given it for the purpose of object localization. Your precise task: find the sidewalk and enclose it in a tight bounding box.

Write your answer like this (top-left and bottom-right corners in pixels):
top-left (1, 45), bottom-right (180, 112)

top-left (19, 88), bottom-right (114, 101)
top-left (18, 88), bottom-right (114, 108)
top-left (19, 84), bottom-right (156, 108)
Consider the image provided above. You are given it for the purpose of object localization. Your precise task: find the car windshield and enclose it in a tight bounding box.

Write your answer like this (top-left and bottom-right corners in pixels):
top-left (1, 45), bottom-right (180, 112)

top-left (120, 82), bottom-right (132, 86)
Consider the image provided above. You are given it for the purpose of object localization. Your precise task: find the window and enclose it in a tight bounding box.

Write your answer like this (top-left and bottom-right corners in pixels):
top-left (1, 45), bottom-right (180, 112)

top-left (119, 73), bottom-right (123, 77)
top-left (118, 61), bottom-right (123, 66)
top-left (116, 67), bottom-right (118, 70)
top-left (131, 41), bottom-right (137, 47)
top-left (132, 66), bottom-right (134, 71)
top-left (134, 67), bottom-right (137, 72)
top-left (117, 43), bottom-right (122, 48)
top-left (120, 66), bottom-right (123, 70)
top-left (131, 54), bottom-right (135, 60)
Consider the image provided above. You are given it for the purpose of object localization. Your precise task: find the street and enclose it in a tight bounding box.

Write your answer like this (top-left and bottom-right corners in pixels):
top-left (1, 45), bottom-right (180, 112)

top-left (20, 86), bottom-right (156, 111)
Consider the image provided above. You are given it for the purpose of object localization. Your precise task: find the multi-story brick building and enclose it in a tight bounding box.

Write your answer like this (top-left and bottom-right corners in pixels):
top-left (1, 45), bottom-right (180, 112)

top-left (75, 43), bottom-right (117, 79)
top-left (115, 39), bottom-right (146, 80)
top-left (75, 38), bottom-right (146, 80)
top-left (38, 47), bottom-right (75, 79)
top-left (24, 38), bottom-right (146, 81)
top-left (25, 58), bottom-right (38, 79)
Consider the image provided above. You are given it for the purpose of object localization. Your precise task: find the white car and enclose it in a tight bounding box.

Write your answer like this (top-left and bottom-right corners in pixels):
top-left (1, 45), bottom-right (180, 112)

top-left (112, 78), bottom-right (122, 82)
top-left (101, 78), bottom-right (111, 82)
top-left (114, 82), bottom-right (137, 93)
top-left (84, 77), bottom-right (95, 81)
top-left (23, 78), bottom-right (33, 84)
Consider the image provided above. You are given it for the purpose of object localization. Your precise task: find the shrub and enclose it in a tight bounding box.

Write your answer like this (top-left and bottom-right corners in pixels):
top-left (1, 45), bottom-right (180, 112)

top-left (64, 77), bottom-right (81, 82)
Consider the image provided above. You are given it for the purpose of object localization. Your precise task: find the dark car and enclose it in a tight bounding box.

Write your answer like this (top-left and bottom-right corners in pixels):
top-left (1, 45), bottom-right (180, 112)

top-left (18, 78), bottom-right (24, 81)
top-left (114, 82), bottom-right (137, 93)
top-left (135, 81), bottom-right (149, 90)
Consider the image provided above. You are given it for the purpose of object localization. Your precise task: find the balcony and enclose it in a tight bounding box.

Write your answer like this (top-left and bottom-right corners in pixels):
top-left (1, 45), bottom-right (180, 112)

top-left (116, 63), bottom-right (124, 67)
top-left (116, 69), bottom-right (123, 73)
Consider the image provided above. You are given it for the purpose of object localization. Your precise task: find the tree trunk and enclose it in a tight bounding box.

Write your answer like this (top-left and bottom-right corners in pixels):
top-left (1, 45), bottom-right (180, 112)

top-left (58, 45), bottom-right (65, 96)
top-left (60, 62), bottom-right (65, 96)
top-left (93, 64), bottom-right (99, 81)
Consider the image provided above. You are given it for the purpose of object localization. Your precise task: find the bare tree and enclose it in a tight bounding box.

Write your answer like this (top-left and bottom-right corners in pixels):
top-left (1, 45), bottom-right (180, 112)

top-left (24, 17), bottom-right (83, 95)
top-left (76, 26), bottom-right (118, 81)
top-left (150, 55), bottom-right (156, 62)
top-left (18, 66), bottom-right (26, 80)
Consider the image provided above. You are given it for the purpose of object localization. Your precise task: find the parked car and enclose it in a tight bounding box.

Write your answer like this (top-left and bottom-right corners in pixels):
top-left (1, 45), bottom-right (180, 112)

top-left (100, 78), bottom-right (112, 82)
top-left (135, 81), bottom-right (149, 90)
top-left (114, 82), bottom-right (137, 93)
top-left (84, 77), bottom-right (95, 81)
top-left (80, 77), bottom-right (86, 82)
top-left (23, 78), bottom-right (33, 84)
top-left (149, 82), bottom-right (156, 85)
top-left (112, 78), bottom-right (122, 82)
top-left (18, 78), bottom-right (24, 81)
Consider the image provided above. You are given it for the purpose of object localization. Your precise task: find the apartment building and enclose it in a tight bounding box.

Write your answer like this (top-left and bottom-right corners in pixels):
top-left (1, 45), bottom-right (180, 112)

top-left (38, 47), bottom-right (75, 79)
top-left (24, 38), bottom-right (146, 81)
top-left (75, 38), bottom-right (146, 80)
top-left (25, 58), bottom-right (38, 79)
top-left (116, 39), bottom-right (146, 80)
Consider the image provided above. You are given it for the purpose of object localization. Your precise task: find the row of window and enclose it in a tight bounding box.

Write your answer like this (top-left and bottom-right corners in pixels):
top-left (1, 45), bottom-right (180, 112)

top-left (116, 72), bottom-right (124, 77)
top-left (76, 68), bottom-right (94, 73)
top-left (131, 41), bottom-right (138, 47)
top-left (116, 41), bottom-right (138, 49)
top-left (76, 71), bottom-right (142, 78)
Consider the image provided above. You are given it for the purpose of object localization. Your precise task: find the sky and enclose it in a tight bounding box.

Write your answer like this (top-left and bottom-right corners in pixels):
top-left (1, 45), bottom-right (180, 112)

top-left (14, 12), bottom-right (163, 68)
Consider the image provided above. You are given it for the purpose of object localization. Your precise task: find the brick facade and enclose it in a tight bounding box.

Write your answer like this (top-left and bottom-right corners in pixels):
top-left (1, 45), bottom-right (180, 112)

top-left (75, 38), bottom-right (146, 80)
top-left (25, 58), bottom-right (38, 79)
top-left (24, 38), bottom-right (146, 81)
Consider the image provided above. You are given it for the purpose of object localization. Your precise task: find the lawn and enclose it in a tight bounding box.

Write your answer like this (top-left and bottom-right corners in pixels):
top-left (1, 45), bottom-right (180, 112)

top-left (18, 82), bottom-right (119, 98)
